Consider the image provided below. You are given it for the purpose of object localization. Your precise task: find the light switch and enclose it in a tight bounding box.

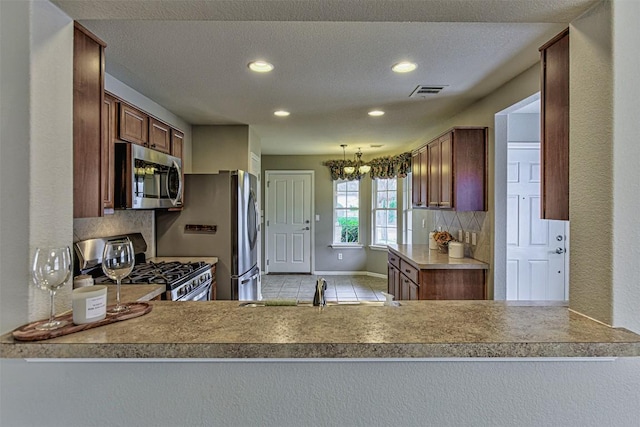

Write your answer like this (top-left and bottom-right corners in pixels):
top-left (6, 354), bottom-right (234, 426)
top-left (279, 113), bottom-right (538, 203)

top-left (315, 214), bottom-right (320, 221)
top-left (465, 232), bottom-right (470, 244)
top-left (472, 233), bottom-right (477, 246)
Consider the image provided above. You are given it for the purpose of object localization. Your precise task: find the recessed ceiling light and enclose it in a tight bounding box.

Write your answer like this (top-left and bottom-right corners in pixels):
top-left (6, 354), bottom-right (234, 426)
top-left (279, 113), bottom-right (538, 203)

top-left (392, 61), bottom-right (417, 73)
top-left (248, 60), bottom-right (274, 73)
top-left (274, 110), bottom-right (290, 117)
top-left (368, 110), bottom-right (385, 117)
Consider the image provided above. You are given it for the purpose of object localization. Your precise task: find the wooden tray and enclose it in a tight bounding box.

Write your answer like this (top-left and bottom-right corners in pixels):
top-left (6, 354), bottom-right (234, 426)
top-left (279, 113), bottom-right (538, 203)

top-left (11, 302), bottom-right (152, 342)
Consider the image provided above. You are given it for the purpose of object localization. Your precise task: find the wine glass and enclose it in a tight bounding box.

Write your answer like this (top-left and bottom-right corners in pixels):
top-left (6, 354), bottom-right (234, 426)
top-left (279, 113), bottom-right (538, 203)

top-left (31, 246), bottom-right (72, 330)
top-left (102, 238), bottom-right (135, 314)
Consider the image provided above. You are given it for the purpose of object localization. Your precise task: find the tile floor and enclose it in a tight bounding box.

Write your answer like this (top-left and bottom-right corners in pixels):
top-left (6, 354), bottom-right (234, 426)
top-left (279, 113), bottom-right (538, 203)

top-left (261, 274), bottom-right (388, 302)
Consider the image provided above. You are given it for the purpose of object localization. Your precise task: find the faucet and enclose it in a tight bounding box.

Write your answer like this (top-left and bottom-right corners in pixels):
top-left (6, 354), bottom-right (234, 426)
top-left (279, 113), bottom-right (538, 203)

top-left (313, 278), bottom-right (327, 309)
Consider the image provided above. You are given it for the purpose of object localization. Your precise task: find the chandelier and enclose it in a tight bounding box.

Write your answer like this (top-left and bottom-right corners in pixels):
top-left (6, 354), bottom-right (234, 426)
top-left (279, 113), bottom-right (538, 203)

top-left (343, 146), bottom-right (370, 175)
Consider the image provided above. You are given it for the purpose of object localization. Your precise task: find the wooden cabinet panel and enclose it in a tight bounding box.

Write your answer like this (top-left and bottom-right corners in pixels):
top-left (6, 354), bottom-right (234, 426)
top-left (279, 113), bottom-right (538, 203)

top-left (399, 259), bottom-right (419, 284)
top-left (540, 29), bottom-right (569, 220)
top-left (149, 118), bottom-right (171, 154)
top-left (388, 251), bottom-right (401, 269)
top-left (439, 134), bottom-right (452, 208)
top-left (427, 140), bottom-right (440, 208)
top-left (119, 103), bottom-right (148, 146)
top-left (387, 263), bottom-right (401, 299)
top-left (411, 147), bottom-right (427, 208)
top-left (73, 23), bottom-right (106, 218)
top-left (388, 249), bottom-right (486, 300)
top-left (171, 129), bottom-right (184, 159)
top-left (102, 93), bottom-right (117, 212)
top-left (420, 270), bottom-right (486, 300)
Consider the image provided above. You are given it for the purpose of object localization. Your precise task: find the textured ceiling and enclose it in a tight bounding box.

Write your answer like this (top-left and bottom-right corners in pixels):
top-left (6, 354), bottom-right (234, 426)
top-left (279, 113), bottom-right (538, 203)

top-left (53, 0), bottom-right (597, 155)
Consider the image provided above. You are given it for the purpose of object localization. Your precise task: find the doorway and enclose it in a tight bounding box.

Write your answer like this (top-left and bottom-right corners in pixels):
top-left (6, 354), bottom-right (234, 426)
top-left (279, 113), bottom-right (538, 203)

top-left (495, 94), bottom-right (569, 301)
top-left (264, 170), bottom-right (314, 273)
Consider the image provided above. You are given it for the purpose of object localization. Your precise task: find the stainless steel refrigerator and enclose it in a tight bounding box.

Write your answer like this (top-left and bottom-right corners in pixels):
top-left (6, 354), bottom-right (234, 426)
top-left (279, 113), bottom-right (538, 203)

top-left (156, 171), bottom-right (260, 300)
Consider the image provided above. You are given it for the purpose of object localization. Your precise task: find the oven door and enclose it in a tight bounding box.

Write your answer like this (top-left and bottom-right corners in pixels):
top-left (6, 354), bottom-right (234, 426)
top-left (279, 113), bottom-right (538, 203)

top-left (176, 281), bottom-right (212, 301)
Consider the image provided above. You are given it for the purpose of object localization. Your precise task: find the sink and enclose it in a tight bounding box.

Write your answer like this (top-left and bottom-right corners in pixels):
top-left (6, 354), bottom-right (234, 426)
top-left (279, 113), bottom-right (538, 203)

top-left (240, 300), bottom-right (400, 307)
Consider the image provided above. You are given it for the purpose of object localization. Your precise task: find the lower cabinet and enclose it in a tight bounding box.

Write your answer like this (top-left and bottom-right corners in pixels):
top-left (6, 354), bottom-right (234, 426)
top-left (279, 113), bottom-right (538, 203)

top-left (388, 251), bottom-right (485, 300)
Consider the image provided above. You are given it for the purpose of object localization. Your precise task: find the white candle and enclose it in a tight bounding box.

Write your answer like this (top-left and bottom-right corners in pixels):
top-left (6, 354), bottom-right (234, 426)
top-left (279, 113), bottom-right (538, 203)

top-left (72, 285), bottom-right (107, 325)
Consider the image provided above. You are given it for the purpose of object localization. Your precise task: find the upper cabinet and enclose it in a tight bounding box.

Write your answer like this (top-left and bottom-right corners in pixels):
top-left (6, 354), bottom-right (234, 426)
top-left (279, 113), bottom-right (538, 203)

top-left (171, 129), bottom-right (184, 159)
top-left (149, 117), bottom-right (171, 154)
top-left (412, 127), bottom-right (487, 211)
top-left (119, 102), bottom-right (148, 146)
top-left (102, 93), bottom-right (117, 213)
top-left (540, 29), bottom-right (570, 220)
top-left (411, 146), bottom-right (427, 208)
top-left (73, 23), bottom-right (106, 218)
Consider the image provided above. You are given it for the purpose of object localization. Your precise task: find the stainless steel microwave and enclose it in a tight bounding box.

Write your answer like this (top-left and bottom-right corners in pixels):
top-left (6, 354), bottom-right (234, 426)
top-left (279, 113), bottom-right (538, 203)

top-left (114, 142), bottom-right (183, 209)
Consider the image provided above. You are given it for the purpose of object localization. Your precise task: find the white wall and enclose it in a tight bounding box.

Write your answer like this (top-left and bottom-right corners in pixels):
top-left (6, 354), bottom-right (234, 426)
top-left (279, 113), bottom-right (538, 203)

top-left (611, 0), bottom-right (640, 332)
top-left (2, 2), bottom-right (640, 426)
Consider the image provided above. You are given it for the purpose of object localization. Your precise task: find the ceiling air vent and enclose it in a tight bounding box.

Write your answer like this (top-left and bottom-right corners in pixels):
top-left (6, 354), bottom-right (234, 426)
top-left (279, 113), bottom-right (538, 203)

top-left (410, 85), bottom-right (446, 98)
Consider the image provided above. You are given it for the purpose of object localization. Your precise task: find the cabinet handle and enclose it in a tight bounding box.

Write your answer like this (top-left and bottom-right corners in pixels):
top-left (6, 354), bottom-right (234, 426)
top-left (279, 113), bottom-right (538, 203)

top-left (151, 144), bottom-right (156, 148)
top-left (405, 269), bottom-right (411, 273)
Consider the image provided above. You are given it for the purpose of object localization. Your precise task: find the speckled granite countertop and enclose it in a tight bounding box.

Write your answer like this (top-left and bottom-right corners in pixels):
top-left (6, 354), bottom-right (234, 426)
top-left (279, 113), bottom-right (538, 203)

top-left (2, 301), bottom-right (640, 359)
top-left (388, 244), bottom-right (489, 269)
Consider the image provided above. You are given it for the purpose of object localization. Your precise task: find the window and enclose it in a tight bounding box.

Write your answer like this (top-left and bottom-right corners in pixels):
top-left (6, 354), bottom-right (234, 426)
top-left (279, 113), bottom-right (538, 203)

top-left (372, 178), bottom-right (398, 245)
top-left (333, 180), bottom-right (360, 244)
top-left (403, 175), bottom-right (412, 244)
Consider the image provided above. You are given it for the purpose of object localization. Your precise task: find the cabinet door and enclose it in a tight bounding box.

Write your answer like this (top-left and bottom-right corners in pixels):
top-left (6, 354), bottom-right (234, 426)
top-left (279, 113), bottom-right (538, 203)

top-left (387, 263), bottom-right (401, 299)
top-left (102, 93), bottom-right (117, 212)
top-left (427, 141), bottom-right (440, 208)
top-left (438, 133), bottom-right (452, 208)
top-left (171, 129), bottom-right (184, 159)
top-left (119, 103), bottom-right (148, 146)
top-left (400, 276), bottom-right (419, 300)
top-left (73, 23), bottom-right (105, 218)
top-left (411, 146), bottom-right (427, 207)
top-left (149, 118), bottom-right (171, 154)
top-left (540, 29), bottom-right (569, 220)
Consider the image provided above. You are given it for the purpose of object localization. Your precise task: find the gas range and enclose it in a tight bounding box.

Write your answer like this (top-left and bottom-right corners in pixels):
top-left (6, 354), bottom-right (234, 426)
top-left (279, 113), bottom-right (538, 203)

top-left (93, 260), bottom-right (213, 301)
top-left (75, 233), bottom-right (213, 301)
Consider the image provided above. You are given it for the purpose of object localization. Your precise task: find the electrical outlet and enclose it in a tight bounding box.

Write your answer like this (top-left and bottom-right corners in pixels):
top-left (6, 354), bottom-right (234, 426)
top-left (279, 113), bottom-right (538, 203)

top-left (458, 229), bottom-right (463, 241)
top-left (338, 253), bottom-right (343, 260)
top-left (472, 233), bottom-right (477, 246)
top-left (465, 232), bottom-right (470, 244)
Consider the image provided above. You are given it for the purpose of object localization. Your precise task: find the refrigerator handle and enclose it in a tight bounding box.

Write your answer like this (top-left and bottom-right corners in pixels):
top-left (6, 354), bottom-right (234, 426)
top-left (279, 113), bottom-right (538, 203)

top-left (240, 273), bottom-right (259, 285)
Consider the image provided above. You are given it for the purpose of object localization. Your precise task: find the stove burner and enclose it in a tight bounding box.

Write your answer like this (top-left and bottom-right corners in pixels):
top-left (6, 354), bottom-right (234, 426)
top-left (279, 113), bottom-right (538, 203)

top-left (93, 260), bottom-right (210, 290)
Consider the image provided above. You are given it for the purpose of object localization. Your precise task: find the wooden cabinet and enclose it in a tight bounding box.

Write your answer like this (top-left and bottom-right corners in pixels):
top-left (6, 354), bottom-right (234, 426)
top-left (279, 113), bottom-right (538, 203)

top-left (73, 23), bottom-right (106, 218)
top-left (171, 129), bottom-right (184, 159)
top-left (411, 146), bottom-right (428, 208)
top-left (387, 249), bottom-right (486, 300)
top-left (540, 29), bottom-right (569, 220)
top-left (149, 117), bottom-right (171, 154)
top-left (412, 127), bottom-right (487, 211)
top-left (387, 252), bottom-right (419, 300)
top-left (387, 252), bottom-right (402, 298)
top-left (119, 102), bottom-right (148, 146)
top-left (102, 93), bottom-right (117, 213)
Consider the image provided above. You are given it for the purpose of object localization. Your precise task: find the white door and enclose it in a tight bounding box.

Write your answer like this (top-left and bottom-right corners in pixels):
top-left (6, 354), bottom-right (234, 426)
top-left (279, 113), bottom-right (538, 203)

top-left (265, 171), bottom-right (313, 273)
top-left (506, 144), bottom-right (568, 300)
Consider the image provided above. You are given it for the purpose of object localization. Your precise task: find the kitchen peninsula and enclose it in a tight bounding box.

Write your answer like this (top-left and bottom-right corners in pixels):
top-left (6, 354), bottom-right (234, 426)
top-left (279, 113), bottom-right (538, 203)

top-left (2, 300), bottom-right (640, 359)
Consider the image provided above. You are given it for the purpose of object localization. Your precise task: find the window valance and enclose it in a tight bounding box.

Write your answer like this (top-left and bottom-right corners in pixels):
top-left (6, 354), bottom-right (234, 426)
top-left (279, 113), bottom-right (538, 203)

top-left (323, 152), bottom-right (412, 181)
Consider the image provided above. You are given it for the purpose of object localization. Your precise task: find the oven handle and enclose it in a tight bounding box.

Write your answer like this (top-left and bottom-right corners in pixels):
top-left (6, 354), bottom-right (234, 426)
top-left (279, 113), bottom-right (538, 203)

top-left (177, 280), bottom-right (212, 301)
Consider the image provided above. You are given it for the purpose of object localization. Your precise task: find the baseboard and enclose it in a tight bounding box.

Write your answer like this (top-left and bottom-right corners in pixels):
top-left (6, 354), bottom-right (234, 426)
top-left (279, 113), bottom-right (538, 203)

top-left (313, 271), bottom-right (386, 279)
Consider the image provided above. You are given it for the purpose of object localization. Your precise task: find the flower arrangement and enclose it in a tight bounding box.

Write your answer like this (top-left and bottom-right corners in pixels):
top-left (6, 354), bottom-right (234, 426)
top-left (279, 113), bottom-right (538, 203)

top-left (433, 231), bottom-right (455, 253)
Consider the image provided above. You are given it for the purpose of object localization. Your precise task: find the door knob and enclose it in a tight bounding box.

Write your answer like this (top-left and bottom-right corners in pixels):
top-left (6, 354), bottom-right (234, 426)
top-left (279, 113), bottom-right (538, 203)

top-left (555, 247), bottom-right (565, 254)
top-left (301, 227), bottom-right (310, 231)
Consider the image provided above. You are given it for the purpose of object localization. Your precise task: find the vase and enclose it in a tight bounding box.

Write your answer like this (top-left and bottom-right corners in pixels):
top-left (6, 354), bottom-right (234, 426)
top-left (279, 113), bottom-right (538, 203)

top-left (437, 243), bottom-right (448, 254)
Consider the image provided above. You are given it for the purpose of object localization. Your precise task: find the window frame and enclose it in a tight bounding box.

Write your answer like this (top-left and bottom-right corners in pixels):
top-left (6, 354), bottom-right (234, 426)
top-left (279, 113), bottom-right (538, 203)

top-left (371, 177), bottom-right (399, 248)
top-left (332, 179), bottom-right (362, 247)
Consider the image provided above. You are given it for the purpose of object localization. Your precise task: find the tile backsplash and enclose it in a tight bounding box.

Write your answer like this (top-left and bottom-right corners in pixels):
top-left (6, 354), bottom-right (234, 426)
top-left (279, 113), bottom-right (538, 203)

top-left (73, 210), bottom-right (155, 258)
top-left (433, 210), bottom-right (490, 263)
